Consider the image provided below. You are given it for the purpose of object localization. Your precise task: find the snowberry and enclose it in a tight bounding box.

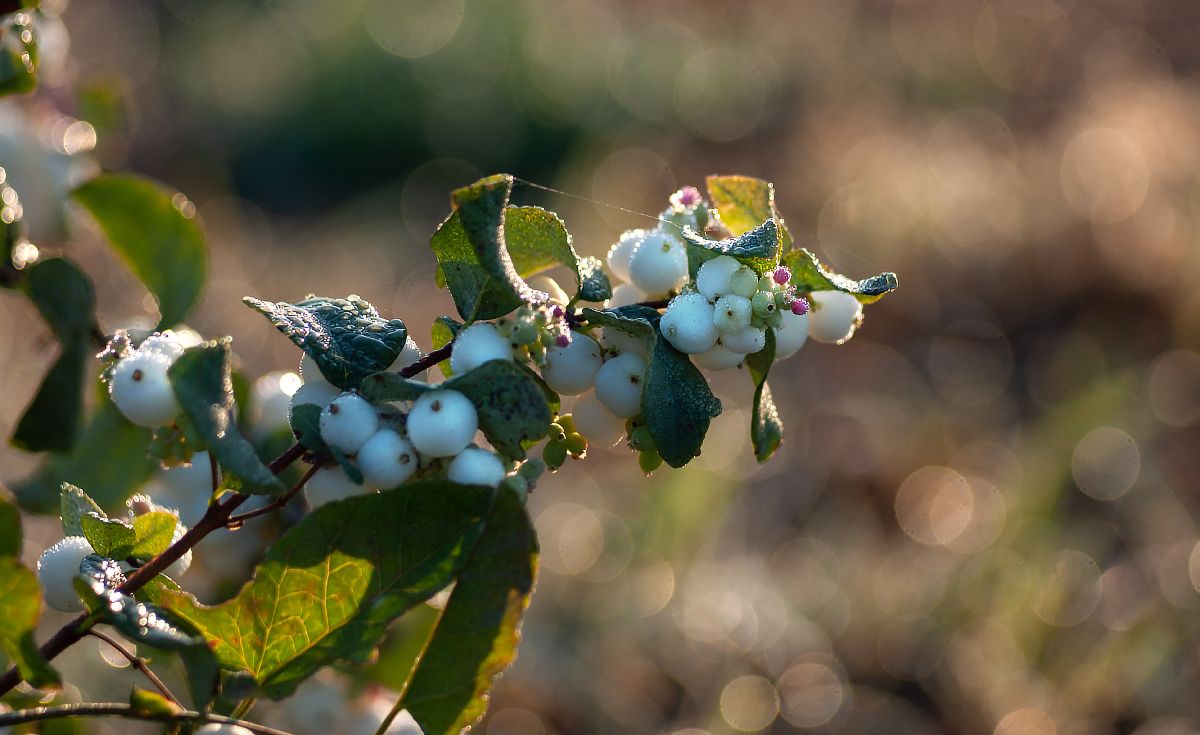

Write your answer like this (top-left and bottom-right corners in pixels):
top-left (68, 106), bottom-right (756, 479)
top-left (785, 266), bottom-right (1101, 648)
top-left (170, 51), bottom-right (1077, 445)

top-left (450, 322), bottom-right (513, 375)
top-left (356, 429), bottom-right (418, 490)
top-left (407, 390), bottom-right (478, 457)
top-left (722, 325), bottom-right (767, 355)
top-left (628, 230), bottom-right (688, 297)
top-left (571, 390), bottom-right (625, 447)
top-left (695, 255), bottom-right (741, 301)
top-left (541, 333), bottom-right (603, 395)
top-left (197, 724), bottom-right (255, 735)
top-left (319, 393), bottom-right (379, 454)
top-left (164, 520), bottom-right (192, 578)
top-left (660, 292), bottom-right (718, 354)
top-left (692, 341), bottom-right (744, 371)
top-left (751, 290), bottom-right (777, 319)
top-left (772, 310), bottom-right (810, 359)
top-left (289, 380), bottom-right (340, 418)
top-left (713, 294), bottom-right (752, 333)
top-left (606, 229), bottom-right (646, 283)
top-left (109, 351), bottom-right (181, 428)
top-left (807, 290), bottom-right (863, 344)
top-left (299, 353), bottom-right (330, 386)
top-left (529, 274), bottom-right (570, 305)
top-left (388, 335), bottom-right (423, 374)
top-left (447, 447), bottom-right (506, 487)
top-left (37, 536), bottom-right (94, 612)
top-left (154, 450), bottom-right (214, 528)
top-left (306, 467), bottom-right (372, 509)
top-left (139, 331), bottom-right (185, 361)
top-left (594, 352), bottom-right (646, 418)
top-left (599, 327), bottom-right (650, 360)
top-left (729, 265), bottom-right (759, 298)
top-left (606, 282), bottom-right (647, 309)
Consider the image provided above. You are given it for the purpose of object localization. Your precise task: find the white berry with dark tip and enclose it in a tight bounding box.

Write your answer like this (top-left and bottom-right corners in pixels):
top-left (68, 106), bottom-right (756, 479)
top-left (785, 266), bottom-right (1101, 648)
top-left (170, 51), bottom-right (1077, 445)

top-left (695, 255), bottom-right (740, 301)
top-left (407, 389), bottom-right (478, 457)
top-left (319, 393), bottom-right (379, 454)
top-left (594, 352), bottom-right (646, 418)
top-left (356, 429), bottom-right (418, 490)
top-left (109, 351), bottom-right (181, 428)
top-left (541, 333), bottom-right (603, 395)
top-left (628, 230), bottom-right (688, 297)
top-left (660, 292), bottom-right (718, 354)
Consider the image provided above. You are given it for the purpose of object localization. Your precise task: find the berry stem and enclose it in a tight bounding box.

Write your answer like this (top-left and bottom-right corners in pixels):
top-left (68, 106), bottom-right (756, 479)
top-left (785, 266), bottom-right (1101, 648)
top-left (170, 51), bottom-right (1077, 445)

top-left (0, 441), bottom-right (306, 697)
top-left (225, 464), bottom-right (319, 526)
top-left (87, 629), bottom-right (183, 707)
top-left (0, 703), bottom-right (295, 735)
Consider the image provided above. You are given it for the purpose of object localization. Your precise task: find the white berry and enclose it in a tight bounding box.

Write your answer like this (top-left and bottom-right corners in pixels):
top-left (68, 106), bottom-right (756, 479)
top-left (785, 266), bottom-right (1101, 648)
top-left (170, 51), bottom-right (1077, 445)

top-left (447, 447), bottom-right (506, 487)
top-left (660, 292), bottom-right (718, 354)
top-left (197, 725), bottom-right (255, 735)
top-left (529, 274), bottom-right (570, 305)
top-left (807, 290), bottom-right (863, 344)
top-left (289, 380), bottom-right (340, 418)
top-left (388, 336), bottom-right (423, 374)
top-left (695, 255), bottom-right (741, 301)
top-left (319, 393), bottom-right (380, 454)
top-left (628, 230), bottom-right (688, 298)
top-left (156, 452), bottom-right (214, 528)
top-left (139, 331), bottom-right (186, 361)
top-left (165, 520), bottom-right (192, 578)
top-left (541, 333), bottom-right (603, 395)
top-left (306, 467), bottom-right (371, 509)
top-left (37, 536), bottom-right (94, 612)
top-left (407, 390), bottom-right (478, 457)
top-left (722, 325), bottom-right (767, 355)
top-left (299, 353), bottom-right (331, 386)
top-left (600, 327), bottom-right (650, 360)
top-left (594, 352), bottom-right (646, 418)
top-left (712, 294), bottom-right (753, 333)
top-left (606, 229), bottom-right (646, 283)
top-left (605, 281), bottom-right (647, 309)
top-left (772, 310), bottom-right (810, 359)
top-left (109, 351), bottom-right (181, 428)
top-left (450, 323), bottom-right (513, 375)
top-left (356, 429), bottom-right (418, 490)
top-left (572, 390), bottom-right (625, 447)
top-left (692, 341), bottom-right (744, 371)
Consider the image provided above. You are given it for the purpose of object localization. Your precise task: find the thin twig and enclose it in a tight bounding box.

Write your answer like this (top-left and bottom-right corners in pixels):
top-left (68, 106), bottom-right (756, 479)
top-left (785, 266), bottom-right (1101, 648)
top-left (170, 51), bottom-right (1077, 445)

top-left (398, 342), bottom-right (451, 378)
top-left (209, 450), bottom-right (220, 493)
top-left (226, 464), bottom-right (319, 526)
top-left (0, 703), bottom-right (293, 735)
top-left (86, 630), bottom-right (182, 707)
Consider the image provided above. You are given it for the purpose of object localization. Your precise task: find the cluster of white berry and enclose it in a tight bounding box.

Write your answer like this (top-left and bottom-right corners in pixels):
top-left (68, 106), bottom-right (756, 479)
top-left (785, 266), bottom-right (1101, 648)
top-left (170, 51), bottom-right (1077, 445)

top-left (290, 341), bottom-right (513, 509)
top-left (104, 329), bottom-right (201, 428)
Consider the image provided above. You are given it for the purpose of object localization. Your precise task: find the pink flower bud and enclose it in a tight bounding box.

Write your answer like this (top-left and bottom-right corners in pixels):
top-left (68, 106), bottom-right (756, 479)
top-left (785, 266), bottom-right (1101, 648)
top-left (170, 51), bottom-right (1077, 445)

top-left (678, 186), bottom-right (701, 208)
top-left (791, 297), bottom-right (809, 316)
top-left (555, 333), bottom-right (571, 348)
top-left (773, 266), bottom-right (791, 285)
top-left (551, 305), bottom-right (564, 319)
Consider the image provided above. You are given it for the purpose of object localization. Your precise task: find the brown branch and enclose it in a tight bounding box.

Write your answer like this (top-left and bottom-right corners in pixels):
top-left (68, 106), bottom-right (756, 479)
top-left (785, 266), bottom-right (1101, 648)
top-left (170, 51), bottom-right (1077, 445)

top-left (0, 703), bottom-right (293, 735)
top-left (86, 630), bottom-right (182, 707)
top-left (398, 343), bottom-right (451, 378)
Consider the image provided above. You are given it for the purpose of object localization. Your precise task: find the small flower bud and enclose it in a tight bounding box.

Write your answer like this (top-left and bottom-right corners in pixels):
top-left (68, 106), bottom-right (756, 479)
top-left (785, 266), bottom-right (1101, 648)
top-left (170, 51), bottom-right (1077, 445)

top-left (773, 266), bottom-right (791, 285)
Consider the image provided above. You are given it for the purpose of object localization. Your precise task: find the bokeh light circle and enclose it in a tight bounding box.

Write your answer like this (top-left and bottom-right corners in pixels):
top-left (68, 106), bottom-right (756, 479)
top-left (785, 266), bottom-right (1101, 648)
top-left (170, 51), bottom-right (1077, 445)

top-left (1071, 427), bottom-right (1139, 501)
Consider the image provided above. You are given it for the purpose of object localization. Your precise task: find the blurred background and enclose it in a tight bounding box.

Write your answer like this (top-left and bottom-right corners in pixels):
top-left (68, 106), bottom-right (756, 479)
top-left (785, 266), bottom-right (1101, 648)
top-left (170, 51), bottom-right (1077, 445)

top-left (3, 0), bottom-right (1200, 733)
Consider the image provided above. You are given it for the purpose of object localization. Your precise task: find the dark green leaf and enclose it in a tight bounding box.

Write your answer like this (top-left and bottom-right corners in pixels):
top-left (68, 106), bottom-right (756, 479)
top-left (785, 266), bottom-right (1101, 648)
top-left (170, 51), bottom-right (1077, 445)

top-left (781, 248), bottom-right (898, 304)
top-left (78, 554), bottom-right (126, 594)
top-left (431, 176), bottom-right (525, 322)
top-left (70, 174), bottom-right (206, 328)
top-left (0, 493), bottom-right (19, 557)
top-left (15, 393), bottom-right (157, 513)
top-left (705, 174), bottom-right (794, 248)
top-left (400, 489), bottom-right (537, 735)
top-left (581, 308), bottom-right (721, 468)
top-left (682, 218), bottom-right (780, 279)
top-left (0, 558), bottom-right (60, 688)
top-left (0, 12), bottom-right (37, 97)
top-left (168, 340), bottom-right (284, 496)
top-left (362, 360), bottom-right (552, 462)
top-left (12, 258), bottom-right (97, 452)
top-left (60, 482), bottom-right (103, 536)
top-left (289, 403), bottom-right (325, 452)
top-left (244, 295), bottom-right (408, 391)
top-left (575, 255), bottom-right (612, 303)
top-left (745, 330), bottom-right (783, 463)
top-left (158, 481), bottom-right (496, 699)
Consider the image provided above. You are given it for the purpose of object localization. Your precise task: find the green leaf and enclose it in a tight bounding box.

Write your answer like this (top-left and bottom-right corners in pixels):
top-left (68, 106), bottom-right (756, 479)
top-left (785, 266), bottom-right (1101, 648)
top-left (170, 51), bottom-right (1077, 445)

top-left (15, 393), bottom-right (157, 513)
top-left (0, 558), bottom-right (60, 688)
top-left (129, 686), bottom-right (180, 716)
top-left (581, 308), bottom-right (721, 468)
top-left (431, 175), bottom-right (525, 322)
top-left (362, 360), bottom-right (552, 462)
top-left (0, 12), bottom-right (37, 97)
top-left (169, 340), bottom-right (284, 496)
top-left (430, 316), bottom-right (461, 377)
top-left (12, 258), bottom-right (97, 452)
top-left (158, 481), bottom-right (498, 700)
top-left (745, 330), bottom-right (783, 463)
top-left (244, 295), bottom-right (408, 391)
top-left (78, 554), bottom-right (127, 595)
top-left (0, 493), bottom-right (19, 557)
top-left (399, 489), bottom-right (537, 735)
top-left (575, 255), bottom-right (613, 303)
top-left (70, 173), bottom-right (206, 328)
top-left (682, 218), bottom-right (781, 279)
top-left (781, 248), bottom-right (898, 304)
top-left (705, 174), bottom-right (794, 248)
top-left (289, 403), bottom-right (324, 452)
top-left (60, 483), bottom-right (104, 537)
top-left (80, 511), bottom-right (175, 559)
top-left (504, 206), bottom-right (611, 303)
